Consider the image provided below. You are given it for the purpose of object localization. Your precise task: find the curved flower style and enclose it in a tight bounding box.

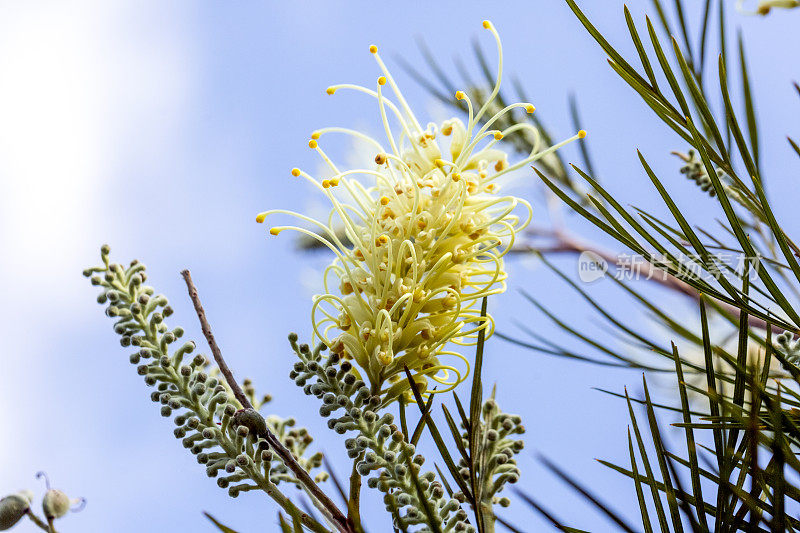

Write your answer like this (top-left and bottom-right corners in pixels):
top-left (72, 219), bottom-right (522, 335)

top-left (258, 20), bottom-right (584, 400)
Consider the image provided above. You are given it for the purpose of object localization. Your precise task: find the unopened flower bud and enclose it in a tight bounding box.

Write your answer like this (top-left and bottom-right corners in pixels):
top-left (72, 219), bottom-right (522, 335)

top-left (0, 490), bottom-right (33, 530)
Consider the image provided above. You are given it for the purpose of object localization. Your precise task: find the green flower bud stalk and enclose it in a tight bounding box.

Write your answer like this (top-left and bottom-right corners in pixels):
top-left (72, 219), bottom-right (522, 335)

top-left (291, 338), bottom-right (474, 532)
top-left (86, 247), bottom-right (330, 533)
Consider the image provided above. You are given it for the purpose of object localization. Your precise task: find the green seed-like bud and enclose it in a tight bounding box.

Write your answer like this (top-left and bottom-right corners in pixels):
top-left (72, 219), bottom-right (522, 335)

top-left (0, 490), bottom-right (33, 530)
top-left (233, 408), bottom-right (267, 438)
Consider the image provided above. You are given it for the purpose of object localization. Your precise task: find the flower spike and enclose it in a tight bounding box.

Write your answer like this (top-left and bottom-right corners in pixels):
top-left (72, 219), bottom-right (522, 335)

top-left (260, 22), bottom-right (581, 400)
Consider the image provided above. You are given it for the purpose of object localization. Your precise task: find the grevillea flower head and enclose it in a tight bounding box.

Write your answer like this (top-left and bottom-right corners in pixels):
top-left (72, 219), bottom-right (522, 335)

top-left (259, 21), bottom-right (584, 401)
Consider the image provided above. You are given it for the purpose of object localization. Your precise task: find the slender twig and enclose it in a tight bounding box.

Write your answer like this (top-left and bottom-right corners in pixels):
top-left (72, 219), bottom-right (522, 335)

top-left (26, 511), bottom-right (52, 532)
top-left (510, 228), bottom-right (782, 333)
top-left (181, 269), bottom-right (354, 533)
top-left (348, 457), bottom-right (364, 533)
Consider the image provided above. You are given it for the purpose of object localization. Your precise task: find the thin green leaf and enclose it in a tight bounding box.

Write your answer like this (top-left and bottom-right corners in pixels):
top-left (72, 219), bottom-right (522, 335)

top-left (538, 455), bottom-right (638, 533)
top-left (738, 31), bottom-right (759, 170)
top-left (626, 388), bottom-right (671, 532)
top-left (403, 366), bottom-right (473, 502)
top-left (671, 343), bottom-right (710, 531)
top-left (628, 428), bottom-right (654, 533)
top-left (641, 376), bottom-right (684, 531)
top-left (204, 512), bottom-right (240, 533)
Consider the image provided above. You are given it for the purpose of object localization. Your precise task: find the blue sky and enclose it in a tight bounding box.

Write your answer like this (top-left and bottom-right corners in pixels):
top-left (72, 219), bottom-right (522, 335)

top-left (1, 2), bottom-right (798, 531)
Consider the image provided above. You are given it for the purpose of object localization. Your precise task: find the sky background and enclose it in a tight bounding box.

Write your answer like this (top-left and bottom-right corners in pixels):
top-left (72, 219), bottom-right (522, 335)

top-left (1, 1), bottom-right (799, 532)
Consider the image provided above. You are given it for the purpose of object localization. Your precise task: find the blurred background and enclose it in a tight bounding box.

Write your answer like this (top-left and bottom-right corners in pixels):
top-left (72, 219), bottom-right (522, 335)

top-left (1, 1), bottom-right (798, 531)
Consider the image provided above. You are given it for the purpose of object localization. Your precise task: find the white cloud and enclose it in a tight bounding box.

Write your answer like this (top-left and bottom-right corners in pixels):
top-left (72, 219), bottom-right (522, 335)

top-left (0, 1), bottom-right (197, 472)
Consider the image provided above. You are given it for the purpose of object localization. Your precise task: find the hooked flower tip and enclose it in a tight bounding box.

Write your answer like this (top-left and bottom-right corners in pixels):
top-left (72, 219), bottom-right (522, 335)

top-left (308, 139), bottom-right (318, 149)
top-left (369, 44), bottom-right (378, 54)
top-left (482, 20), bottom-right (492, 29)
top-left (291, 168), bottom-right (301, 177)
top-left (578, 130), bottom-right (587, 139)
top-left (326, 87), bottom-right (336, 95)
top-left (269, 227), bottom-right (281, 236)
top-left (256, 213), bottom-right (267, 223)
top-left (525, 104), bottom-right (536, 114)
top-left (378, 76), bottom-right (386, 86)
top-left (455, 91), bottom-right (466, 100)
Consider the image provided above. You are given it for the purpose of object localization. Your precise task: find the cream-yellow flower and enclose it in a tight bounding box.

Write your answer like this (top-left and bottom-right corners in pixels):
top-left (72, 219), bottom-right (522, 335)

top-left (259, 21), bottom-right (583, 400)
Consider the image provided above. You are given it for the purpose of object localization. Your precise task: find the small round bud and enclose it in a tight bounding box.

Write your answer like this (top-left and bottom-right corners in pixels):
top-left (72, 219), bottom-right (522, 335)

top-left (42, 489), bottom-right (70, 520)
top-left (233, 408), bottom-right (268, 437)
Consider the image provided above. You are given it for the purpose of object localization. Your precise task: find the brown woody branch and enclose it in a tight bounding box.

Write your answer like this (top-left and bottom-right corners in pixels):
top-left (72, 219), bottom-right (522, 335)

top-left (181, 269), bottom-right (355, 533)
top-left (510, 227), bottom-right (781, 333)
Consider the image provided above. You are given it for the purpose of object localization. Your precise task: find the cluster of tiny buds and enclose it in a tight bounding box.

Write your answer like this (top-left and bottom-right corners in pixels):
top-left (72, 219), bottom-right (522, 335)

top-left (673, 150), bottom-right (727, 197)
top-left (776, 331), bottom-right (800, 365)
top-left (288, 333), bottom-right (473, 531)
top-left (86, 246), bottom-right (326, 501)
top-left (456, 398), bottom-right (525, 503)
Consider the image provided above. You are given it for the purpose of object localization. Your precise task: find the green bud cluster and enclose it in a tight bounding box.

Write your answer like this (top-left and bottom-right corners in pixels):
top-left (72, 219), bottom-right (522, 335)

top-left (264, 414), bottom-right (328, 485)
top-left (85, 246), bottom-right (325, 502)
top-left (776, 331), bottom-right (800, 366)
top-left (677, 149), bottom-right (726, 197)
top-left (289, 334), bottom-right (474, 532)
top-left (455, 398), bottom-right (524, 509)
